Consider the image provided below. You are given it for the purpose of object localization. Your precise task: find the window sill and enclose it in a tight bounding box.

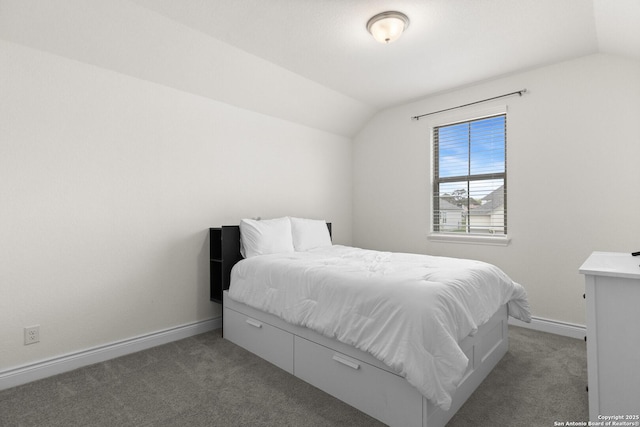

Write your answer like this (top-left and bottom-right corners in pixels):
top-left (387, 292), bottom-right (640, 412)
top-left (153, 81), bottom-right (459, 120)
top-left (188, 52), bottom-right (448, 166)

top-left (428, 232), bottom-right (511, 246)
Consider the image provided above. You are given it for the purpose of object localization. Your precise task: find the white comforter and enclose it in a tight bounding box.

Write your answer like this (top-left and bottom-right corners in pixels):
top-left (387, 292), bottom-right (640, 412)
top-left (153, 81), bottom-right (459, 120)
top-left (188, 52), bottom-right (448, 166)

top-left (228, 245), bottom-right (530, 411)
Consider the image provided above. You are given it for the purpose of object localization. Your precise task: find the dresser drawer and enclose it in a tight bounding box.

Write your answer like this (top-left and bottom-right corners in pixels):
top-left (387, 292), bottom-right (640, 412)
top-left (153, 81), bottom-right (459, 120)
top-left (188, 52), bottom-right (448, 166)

top-left (223, 306), bottom-right (294, 374)
top-left (294, 336), bottom-right (423, 427)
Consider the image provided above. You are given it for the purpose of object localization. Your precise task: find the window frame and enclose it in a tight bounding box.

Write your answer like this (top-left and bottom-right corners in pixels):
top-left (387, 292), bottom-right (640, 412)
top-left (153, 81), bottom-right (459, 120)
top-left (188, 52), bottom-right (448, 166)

top-left (428, 105), bottom-right (510, 246)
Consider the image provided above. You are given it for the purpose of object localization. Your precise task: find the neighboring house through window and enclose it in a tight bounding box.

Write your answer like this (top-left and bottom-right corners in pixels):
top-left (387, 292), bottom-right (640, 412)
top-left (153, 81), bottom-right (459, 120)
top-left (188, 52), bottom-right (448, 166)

top-left (432, 113), bottom-right (507, 237)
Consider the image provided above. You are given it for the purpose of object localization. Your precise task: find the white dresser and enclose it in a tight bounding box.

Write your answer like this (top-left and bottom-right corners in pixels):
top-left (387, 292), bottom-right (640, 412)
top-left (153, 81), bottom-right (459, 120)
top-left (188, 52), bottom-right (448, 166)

top-left (579, 252), bottom-right (640, 420)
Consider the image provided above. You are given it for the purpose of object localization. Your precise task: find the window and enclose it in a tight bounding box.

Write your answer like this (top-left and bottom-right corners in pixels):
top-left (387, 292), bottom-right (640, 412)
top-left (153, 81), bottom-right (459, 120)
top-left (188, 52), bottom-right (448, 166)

top-left (433, 114), bottom-right (506, 237)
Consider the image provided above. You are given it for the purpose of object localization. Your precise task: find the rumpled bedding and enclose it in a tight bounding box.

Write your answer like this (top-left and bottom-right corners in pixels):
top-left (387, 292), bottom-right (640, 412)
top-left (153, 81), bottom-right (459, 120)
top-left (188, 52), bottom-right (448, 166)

top-left (228, 245), bottom-right (531, 410)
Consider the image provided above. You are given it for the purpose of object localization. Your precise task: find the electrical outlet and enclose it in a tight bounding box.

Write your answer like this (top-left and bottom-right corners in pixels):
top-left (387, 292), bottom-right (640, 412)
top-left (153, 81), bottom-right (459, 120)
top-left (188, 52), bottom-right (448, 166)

top-left (24, 325), bottom-right (39, 345)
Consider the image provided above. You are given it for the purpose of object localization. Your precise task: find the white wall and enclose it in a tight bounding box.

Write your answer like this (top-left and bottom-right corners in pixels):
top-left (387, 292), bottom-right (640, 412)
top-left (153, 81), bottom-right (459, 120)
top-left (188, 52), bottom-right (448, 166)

top-left (0, 0), bottom-right (373, 137)
top-left (0, 38), bottom-right (353, 369)
top-left (353, 53), bottom-right (640, 326)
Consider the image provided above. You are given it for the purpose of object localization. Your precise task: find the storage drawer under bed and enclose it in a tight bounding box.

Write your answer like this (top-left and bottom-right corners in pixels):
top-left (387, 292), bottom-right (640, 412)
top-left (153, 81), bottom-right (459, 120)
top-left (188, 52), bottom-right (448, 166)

top-left (222, 291), bottom-right (509, 427)
top-left (293, 335), bottom-right (423, 427)
top-left (223, 306), bottom-right (294, 374)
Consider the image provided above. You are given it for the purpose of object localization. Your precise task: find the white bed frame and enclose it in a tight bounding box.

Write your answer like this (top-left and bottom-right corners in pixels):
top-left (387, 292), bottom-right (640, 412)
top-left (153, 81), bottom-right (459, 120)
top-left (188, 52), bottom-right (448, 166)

top-left (223, 290), bottom-right (509, 427)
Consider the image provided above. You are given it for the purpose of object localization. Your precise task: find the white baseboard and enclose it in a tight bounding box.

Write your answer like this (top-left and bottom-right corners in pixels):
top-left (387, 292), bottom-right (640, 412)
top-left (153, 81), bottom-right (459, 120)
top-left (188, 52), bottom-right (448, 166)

top-left (1, 314), bottom-right (582, 392)
top-left (0, 317), bottom-right (222, 391)
top-left (508, 316), bottom-right (586, 340)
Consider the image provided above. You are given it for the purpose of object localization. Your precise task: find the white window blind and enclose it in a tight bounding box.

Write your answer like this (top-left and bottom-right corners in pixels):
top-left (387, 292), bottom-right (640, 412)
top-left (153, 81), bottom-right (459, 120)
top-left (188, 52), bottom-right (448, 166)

top-left (433, 114), bottom-right (506, 235)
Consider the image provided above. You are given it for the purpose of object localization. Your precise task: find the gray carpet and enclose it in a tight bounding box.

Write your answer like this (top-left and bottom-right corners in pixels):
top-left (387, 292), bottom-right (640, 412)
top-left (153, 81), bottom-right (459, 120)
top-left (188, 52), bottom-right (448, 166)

top-left (0, 326), bottom-right (587, 426)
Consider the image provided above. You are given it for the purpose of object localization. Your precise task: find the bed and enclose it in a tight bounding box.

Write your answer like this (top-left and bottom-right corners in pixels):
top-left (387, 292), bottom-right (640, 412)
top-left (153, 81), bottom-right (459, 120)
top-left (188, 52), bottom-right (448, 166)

top-left (214, 217), bottom-right (530, 427)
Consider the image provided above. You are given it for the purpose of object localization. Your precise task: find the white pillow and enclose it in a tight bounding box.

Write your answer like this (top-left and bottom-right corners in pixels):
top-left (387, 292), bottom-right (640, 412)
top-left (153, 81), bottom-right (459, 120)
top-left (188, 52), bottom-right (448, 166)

top-left (239, 217), bottom-right (294, 258)
top-left (290, 217), bottom-right (332, 251)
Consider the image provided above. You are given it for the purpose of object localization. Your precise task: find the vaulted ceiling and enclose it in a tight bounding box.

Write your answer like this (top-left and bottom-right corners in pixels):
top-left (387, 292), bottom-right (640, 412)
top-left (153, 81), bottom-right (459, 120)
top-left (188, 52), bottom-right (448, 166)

top-left (132, 0), bottom-right (640, 108)
top-left (2, 0), bottom-right (638, 136)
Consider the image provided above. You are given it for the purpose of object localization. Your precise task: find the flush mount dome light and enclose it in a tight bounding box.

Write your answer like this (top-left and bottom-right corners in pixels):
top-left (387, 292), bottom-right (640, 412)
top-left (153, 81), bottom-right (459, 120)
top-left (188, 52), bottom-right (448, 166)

top-left (366, 11), bottom-right (410, 44)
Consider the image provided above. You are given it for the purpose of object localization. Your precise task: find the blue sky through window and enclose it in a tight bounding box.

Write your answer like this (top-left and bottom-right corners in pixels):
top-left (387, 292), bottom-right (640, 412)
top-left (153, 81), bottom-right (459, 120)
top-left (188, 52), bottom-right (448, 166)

top-left (438, 115), bottom-right (505, 178)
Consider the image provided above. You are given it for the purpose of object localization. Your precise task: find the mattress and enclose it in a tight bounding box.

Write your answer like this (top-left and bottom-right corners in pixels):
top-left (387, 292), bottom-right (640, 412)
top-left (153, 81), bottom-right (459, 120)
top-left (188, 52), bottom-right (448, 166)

top-left (228, 245), bottom-right (530, 410)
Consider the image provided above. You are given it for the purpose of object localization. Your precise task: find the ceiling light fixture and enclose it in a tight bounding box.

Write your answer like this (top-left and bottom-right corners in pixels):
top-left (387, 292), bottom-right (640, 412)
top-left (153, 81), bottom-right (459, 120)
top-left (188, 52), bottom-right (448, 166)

top-left (366, 11), bottom-right (410, 44)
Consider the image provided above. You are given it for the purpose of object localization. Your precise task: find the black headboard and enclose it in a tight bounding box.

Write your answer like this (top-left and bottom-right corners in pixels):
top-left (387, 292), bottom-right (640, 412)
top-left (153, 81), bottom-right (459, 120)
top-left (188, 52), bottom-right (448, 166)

top-left (209, 223), bottom-right (331, 303)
